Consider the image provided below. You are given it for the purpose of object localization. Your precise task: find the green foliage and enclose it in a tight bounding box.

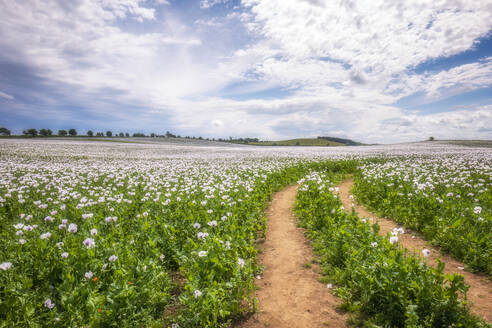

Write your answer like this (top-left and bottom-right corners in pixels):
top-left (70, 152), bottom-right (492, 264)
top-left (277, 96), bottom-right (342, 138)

top-left (68, 129), bottom-right (77, 136)
top-left (353, 158), bottom-right (491, 275)
top-left (295, 171), bottom-right (486, 327)
top-left (0, 127), bottom-right (11, 136)
top-left (23, 129), bottom-right (38, 137)
top-left (58, 130), bottom-right (67, 136)
top-left (0, 154), bottom-right (315, 327)
top-left (39, 129), bottom-right (53, 137)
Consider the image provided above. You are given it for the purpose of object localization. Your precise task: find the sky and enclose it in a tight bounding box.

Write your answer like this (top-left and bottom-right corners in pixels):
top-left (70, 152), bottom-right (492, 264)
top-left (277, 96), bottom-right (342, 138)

top-left (0, 0), bottom-right (491, 143)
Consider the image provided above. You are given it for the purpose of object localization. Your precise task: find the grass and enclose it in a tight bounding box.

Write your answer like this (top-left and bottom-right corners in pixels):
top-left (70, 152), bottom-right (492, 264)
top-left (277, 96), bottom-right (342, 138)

top-left (248, 138), bottom-right (345, 147)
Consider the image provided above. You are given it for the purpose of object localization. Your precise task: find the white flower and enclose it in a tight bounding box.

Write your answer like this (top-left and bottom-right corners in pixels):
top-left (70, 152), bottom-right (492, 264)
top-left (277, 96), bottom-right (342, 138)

top-left (44, 216), bottom-right (54, 223)
top-left (422, 249), bottom-right (430, 257)
top-left (56, 242), bottom-right (64, 249)
top-left (102, 263), bottom-right (108, 270)
top-left (83, 238), bottom-right (95, 248)
top-left (207, 220), bottom-right (217, 227)
top-left (90, 228), bottom-right (97, 236)
top-left (19, 239), bottom-right (26, 244)
top-left (13, 223), bottom-right (24, 229)
top-left (370, 242), bottom-right (378, 247)
top-left (61, 219), bottom-right (68, 224)
top-left (40, 232), bottom-right (52, 240)
top-left (193, 290), bottom-right (202, 298)
top-left (389, 236), bottom-right (398, 245)
top-left (193, 223), bottom-right (201, 229)
top-left (61, 252), bottom-right (69, 258)
top-left (16, 230), bottom-right (23, 236)
top-left (108, 255), bottom-right (118, 262)
top-left (82, 213), bottom-right (93, 220)
top-left (238, 258), bottom-right (245, 268)
top-left (197, 232), bottom-right (209, 239)
top-left (85, 271), bottom-right (93, 279)
top-left (326, 283), bottom-right (333, 289)
top-left (225, 241), bottom-right (231, 250)
top-left (67, 223), bottom-right (77, 233)
top-left (44, 298), bottom-right (55, 309)
top-left (393, 227), bottom-right (404, 235)
top-left (0, 262), bottom-right (12, 271)
top-left (159, 254), bottom-right (165, 261)
top-left (473, 206), bottom-right (482, 214)
top-left (198, 251), bottom-right (207, 257)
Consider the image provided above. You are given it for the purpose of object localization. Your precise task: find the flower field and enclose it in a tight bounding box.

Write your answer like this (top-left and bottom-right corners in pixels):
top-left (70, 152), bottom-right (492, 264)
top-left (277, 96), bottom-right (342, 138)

top-left (0, 139), bottom-right (490, 327)
top-left (295, 170), bottom-right (484, 327)
top-left (353, 152), bottom-right (491, 275)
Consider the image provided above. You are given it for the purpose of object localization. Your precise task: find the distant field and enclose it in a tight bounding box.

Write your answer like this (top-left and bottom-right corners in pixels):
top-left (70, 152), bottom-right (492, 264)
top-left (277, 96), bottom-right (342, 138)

top-left (249, 138), bottom-right (345, 146)
top-left (437, 140), bottom-right (492, 148)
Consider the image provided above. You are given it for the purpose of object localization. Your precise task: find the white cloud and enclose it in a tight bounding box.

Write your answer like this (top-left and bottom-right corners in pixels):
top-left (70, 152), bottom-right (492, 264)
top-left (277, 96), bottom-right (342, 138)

top-left (376, 106), bottom-right (492, 142)
top-left (200, 0), bottom-right (232, 9)
top-left (0, 91), bottom-right (14, 100)
top-left (1, 0), bottom-right (491, 143)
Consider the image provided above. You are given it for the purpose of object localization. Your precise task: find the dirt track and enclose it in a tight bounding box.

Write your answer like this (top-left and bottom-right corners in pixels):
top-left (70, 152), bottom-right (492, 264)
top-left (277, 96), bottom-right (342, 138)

top-left (337, 178), bottom-right (492, 323)
top-left (237, 185), bottom-right (347, 328)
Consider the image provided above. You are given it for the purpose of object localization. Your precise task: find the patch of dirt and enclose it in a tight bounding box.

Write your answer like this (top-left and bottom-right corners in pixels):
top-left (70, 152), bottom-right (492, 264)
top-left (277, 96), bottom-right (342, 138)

top-left (236, 185), bottom-right (347, 328)
top-left (337, 179), bottom-right (492, 323)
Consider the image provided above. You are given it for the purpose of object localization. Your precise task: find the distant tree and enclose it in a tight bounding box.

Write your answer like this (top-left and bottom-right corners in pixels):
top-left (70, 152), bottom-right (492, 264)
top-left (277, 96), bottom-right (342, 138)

top-left (150, 133), bottom-right (156, 138)
top-left (132, 133), bottom-right (145, 137)
top-left (165, 131), bottom-right (176, 138)
top-left (39, 129), bottom-right (52, 137)
top-left (87, 130), bottom-right (94, 137)
top-left (106, 131), bottom-right (113, 137)
top-left (118, 132), bottom-right (124, 137)
top-left (58, 129), bottom-right (67, 136)
top-left (23, 128), bottom-right (38, 137)
top-left (428, 136), bottom-right (435, 141)
top-left (0, 127), bottom-right (11, 136)
top-left (125, 132), bottom-right (129, 137)
top-left (95, 132), bottom-right (103, 137)
top-left (68, 129), bottom-right (77, 136)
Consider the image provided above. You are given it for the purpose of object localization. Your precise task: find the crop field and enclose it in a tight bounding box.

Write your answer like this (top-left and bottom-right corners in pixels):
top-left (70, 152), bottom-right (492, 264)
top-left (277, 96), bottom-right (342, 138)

top-left (0, 139), bottom-right (490, 327)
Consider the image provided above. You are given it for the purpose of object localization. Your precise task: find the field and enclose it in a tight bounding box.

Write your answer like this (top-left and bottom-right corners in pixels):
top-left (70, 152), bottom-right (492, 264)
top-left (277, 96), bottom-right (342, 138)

top-left (0, 139), bottom-right (490, 327)
top-left (247, 138), bottom-right (344, 146)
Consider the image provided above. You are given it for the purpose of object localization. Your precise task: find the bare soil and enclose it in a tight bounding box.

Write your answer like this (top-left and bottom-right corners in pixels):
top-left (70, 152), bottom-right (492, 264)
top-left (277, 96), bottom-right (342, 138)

top-left (237, 185), bottom-right (347, 328)
top-left (337, 178), bottom-right (492, 323)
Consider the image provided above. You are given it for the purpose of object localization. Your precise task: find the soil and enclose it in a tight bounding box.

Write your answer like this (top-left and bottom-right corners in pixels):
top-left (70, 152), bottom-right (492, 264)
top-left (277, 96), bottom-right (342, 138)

top-left (236, 185), bottom-right (347, 328)
top-left (337, 178), bottom-right (492, 323)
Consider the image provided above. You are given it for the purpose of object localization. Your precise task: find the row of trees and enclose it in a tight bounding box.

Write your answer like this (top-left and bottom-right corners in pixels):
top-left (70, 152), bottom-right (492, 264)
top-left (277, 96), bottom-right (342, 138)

top-left (0, 127), bottom-right (182, 138)
top-left (0, 127), bottom-right (246, 142)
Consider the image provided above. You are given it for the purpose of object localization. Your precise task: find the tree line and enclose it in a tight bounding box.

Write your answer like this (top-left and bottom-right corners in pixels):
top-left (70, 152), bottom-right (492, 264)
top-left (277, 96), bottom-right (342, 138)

top-left (0, 127), bottom-right (184, 138)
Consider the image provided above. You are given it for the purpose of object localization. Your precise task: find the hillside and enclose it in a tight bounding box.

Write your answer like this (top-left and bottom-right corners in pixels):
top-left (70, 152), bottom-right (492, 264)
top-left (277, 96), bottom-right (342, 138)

top-left (248, 138), bottom-right (345, 146)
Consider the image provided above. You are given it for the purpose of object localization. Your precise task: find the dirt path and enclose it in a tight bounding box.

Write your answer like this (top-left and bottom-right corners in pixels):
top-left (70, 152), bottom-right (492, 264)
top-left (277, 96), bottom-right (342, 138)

top-left (237, 185), bottom-right (347, 328)
top-left (337, 178), bottom-right (492, 322)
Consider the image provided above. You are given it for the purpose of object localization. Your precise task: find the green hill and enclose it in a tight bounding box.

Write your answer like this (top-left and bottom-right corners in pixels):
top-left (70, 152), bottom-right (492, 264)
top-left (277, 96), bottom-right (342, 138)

top-left (248, 138), bottom-right (345, 146)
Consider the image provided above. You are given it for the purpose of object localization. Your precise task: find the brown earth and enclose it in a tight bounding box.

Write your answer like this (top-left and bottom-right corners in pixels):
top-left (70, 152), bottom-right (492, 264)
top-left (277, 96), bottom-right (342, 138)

top-left (236, 185), bottom-right (347, 328)
top-left (337, 178), bottom-right (492, 323)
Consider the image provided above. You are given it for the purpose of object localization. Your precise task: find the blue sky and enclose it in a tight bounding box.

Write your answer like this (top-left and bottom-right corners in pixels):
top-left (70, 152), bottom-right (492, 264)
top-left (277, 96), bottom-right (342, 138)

top-left (0, 0), bottom-right (491, 143)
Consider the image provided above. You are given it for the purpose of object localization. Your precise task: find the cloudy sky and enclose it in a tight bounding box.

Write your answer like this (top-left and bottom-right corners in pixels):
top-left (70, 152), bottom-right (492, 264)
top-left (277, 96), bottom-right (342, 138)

top-left (0, 0), bottom-right (491, 143)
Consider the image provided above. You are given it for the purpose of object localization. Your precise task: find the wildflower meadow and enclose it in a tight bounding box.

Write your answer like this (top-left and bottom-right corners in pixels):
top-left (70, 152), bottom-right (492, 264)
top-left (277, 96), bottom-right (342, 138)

top-left (0, 139), bottom-right (490, 327)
